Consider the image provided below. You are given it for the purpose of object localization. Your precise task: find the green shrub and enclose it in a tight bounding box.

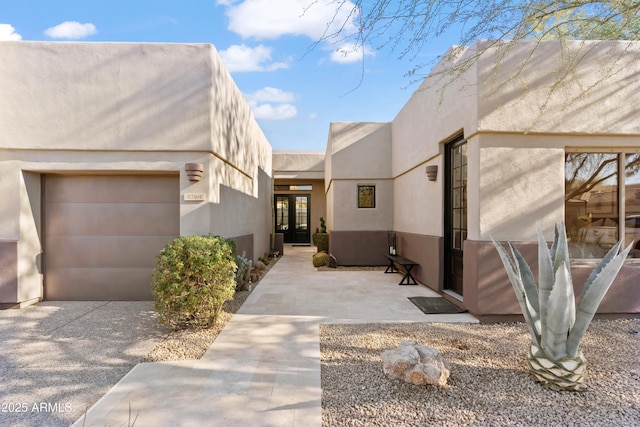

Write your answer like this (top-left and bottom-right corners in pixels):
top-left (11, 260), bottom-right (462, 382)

top-left (152, 235), bottom-right (237, 329)
top-left (313, 252), bottom-right (329, 267)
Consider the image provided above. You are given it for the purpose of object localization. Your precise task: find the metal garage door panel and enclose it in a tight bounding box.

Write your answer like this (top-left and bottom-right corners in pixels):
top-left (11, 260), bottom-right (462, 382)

top-left (45, 175), bottom-right (178, 203)
top-left (45, 175), bottom-right (179, 300)
top-left (45, 203), bottom-right (179, 236)
top-left (45, 268), bottom-right (159, 300)
top-left (45, 236), bottom-right (175, 268)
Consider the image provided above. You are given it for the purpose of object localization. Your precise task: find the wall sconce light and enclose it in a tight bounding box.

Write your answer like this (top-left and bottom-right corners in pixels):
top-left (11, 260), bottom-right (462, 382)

top-left (185, 163), bottom-right (204, 182)
top-left (425, 165), bottom-right (438, 182)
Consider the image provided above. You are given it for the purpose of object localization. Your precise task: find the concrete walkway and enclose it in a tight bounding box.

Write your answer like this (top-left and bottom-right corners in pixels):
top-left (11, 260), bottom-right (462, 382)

top-left (75, 245), bottom-right (477, 426)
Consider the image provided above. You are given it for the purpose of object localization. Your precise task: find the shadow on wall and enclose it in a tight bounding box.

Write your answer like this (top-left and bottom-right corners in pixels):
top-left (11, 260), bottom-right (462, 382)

top-left (25, 45), bottom-right (212, 153)
top-left (181, 167), bottom-right (271, 263)
top-left (3, 43), bottom-right (270, 180)
top-left (479, 147), bottom-right (564, 240)
top-left (476, 40), bottom-right (640, 133)
top-left (328, 123), bottom-right (392, 179)
top-left (212, 167), bottom-right (272, 261)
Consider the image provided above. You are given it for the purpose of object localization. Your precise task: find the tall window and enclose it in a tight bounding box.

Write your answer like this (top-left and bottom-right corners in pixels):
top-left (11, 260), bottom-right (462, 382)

top-left (275, 196), bottom-right (289, 231)
top-left (295, 196), bottom-right (308, 231)
top-left (565, 152), bottom-right (640, 258)
top-left (451, 142), bottom-right (468, 251)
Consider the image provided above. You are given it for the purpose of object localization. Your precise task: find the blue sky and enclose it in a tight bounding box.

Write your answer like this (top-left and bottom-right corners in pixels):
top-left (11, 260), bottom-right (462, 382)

top-left (0, 0), bottom-right (458, 151)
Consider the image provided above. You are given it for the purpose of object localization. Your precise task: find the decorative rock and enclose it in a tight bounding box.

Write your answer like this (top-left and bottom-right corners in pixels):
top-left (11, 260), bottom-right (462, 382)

top-left (255, 260), bottom-right (266, 270)
top-left (328, 254), bottom-right (338, 268)
top-left (381, 340), bottom-right (450, 386)
top-left (250, 271), bottom-right (260, 283)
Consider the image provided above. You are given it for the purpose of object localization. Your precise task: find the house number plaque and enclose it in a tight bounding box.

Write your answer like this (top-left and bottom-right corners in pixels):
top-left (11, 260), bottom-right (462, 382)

top-left (183, 193), bottom-right (206, 202)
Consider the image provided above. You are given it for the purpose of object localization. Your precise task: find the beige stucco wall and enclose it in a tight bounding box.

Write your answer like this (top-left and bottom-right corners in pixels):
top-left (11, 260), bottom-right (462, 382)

top-left (0, 42), bottom-right (272, 304)
top-left (391, 40), bottom-right (640, 242)
top-left (391, 45), bottom-right (478, 237)
top-left (273, 151), bottom-right (325, 180)
top-left (393, 161), bottom-right (444, 236)
top-left (328, 180), bottom-right (394, 231)
top-left (325, 122), bottom-right (393, 231)
top-left (392, 45), bottom-right (479, 179)
top-left (475, 40), bottom-right (640, 135)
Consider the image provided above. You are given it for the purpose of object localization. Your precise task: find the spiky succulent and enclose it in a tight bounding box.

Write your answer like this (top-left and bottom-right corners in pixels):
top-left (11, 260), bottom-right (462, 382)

top-left (492, 223), bottom-right (631, 362)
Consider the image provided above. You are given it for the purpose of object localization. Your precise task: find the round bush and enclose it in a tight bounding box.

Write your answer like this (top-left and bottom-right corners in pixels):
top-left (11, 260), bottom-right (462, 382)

top-left (152, 235), bottom-right (237, 329)
top-left (313, 252), bottom-right (329, 267)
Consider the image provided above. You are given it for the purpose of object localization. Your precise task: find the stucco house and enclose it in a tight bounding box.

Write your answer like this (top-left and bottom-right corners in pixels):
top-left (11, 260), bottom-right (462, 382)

top-left (275, 39), bottom-right (640, 318)
top-left (2, 39), bottom-right (638, 317)
top-left (0, 42), bottom-right (272, 307)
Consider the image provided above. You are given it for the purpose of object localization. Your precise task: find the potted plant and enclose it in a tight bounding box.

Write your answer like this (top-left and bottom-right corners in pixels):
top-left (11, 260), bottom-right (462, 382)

top-left (312, 217), bottom-right (329, 253)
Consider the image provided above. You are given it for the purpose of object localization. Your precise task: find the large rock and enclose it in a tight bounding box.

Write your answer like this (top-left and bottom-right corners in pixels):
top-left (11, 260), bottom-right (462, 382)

top-left (381, 340), bottom-right (450, 386)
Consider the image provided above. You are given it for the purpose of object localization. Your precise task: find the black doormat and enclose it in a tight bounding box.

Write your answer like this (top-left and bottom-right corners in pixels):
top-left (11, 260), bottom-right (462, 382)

top-left (408, 297), bottom-right (467, 314)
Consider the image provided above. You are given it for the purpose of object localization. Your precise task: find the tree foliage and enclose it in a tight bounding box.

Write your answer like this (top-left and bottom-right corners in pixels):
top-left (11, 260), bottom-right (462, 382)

top-left (315, 0), bottom-right (640, 79)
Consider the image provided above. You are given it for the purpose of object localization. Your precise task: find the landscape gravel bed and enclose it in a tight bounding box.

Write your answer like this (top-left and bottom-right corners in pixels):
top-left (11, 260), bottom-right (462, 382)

top-left (143, 289), bottom-right (250, 361)
top-left (321, 319), bottom-right (640, 427)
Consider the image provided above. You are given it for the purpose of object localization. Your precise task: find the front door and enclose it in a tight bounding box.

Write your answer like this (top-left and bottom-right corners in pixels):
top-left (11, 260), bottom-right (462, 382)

top-left (444, 136), bottom-right (467, 296)
top-left (275, 194), bottom-right (310, 244)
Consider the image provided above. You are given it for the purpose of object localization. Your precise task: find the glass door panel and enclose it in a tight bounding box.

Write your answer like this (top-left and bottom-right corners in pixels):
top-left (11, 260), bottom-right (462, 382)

top-left (445, 137), bottom-right (467, 296)
top-left (275, 194), bottom-right (311, 244)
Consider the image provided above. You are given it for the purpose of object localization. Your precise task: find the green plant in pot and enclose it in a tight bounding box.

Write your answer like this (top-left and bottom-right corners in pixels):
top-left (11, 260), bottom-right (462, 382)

top-left (313, 217), bottom-right (329, 253)
top-left (492, 223), bottom-right (630, 391)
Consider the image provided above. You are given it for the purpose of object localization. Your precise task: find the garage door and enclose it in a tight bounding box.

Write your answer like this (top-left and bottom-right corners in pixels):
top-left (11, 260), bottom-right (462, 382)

top-left (44, 174), bottom-right (179, 300)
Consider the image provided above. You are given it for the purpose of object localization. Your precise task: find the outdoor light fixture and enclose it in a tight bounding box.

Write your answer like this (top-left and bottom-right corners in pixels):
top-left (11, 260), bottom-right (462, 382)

top-left (425, 165), bottom-right (438, 181)
top-left (185, 163), bottom-right (204, 182)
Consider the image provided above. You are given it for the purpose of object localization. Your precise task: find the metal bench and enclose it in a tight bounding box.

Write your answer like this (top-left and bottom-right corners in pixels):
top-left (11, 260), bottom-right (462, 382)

top-left (384, 254), bottom-right (418, 285)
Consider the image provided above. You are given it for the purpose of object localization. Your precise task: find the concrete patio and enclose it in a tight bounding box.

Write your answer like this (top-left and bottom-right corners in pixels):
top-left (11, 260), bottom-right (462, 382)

top-left (75, 245), bottom-right (477, 426)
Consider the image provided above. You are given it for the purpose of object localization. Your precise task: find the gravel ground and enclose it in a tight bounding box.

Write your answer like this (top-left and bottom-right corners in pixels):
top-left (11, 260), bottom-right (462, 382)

top-left (142, 289), bottom-right (250, 361)
top-left (321, 319), bottom-right (640, 427)
top-left (0, 301), bottom-right (168, 427)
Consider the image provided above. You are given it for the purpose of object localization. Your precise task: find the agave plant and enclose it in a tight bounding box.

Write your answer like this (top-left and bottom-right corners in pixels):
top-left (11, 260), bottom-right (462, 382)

top-left (492, 223), bottom-right (631, 391)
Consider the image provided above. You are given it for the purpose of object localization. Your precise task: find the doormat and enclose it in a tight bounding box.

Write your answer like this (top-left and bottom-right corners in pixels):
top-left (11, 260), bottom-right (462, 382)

top-left (408, 297), bottom-right (467, 314)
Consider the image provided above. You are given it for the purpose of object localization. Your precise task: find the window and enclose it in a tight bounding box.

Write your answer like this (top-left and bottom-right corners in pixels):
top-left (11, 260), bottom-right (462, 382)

top-left (565, 151), bottom-right (640, 258)
top-left (275, 196), bottom-right (289, 231)
top-left (295, 196), bottom-right (308, 231)
top-left (274, 184), bottom-right (312, 191)
top-left (358, 185), bottom-right (376, 208)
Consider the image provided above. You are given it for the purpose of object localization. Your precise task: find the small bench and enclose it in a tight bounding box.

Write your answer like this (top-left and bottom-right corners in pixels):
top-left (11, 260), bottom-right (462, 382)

top-left (384, 254), bottom-right (418, 286)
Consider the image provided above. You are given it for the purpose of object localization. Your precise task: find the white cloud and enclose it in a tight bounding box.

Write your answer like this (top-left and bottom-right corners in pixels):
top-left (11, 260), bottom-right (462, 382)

top-left (250, 103), bottom-right (298, 120)
top-left (330, 42), bottom-right (375, 64)
top-left (222, 0), bottom-right (359, 41)
top-left (308, 112), bottom-right (318, 120)
top-left (219, 44), bottom-right (289, 72)
top-left (44, 21), bottom-right (97, 39)
top-left (0, 24), bottom-right (22, 41)
top-left (246, 87), bottom-right (296, 103)
top-left (245, 87), bottom-right (297, 120)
